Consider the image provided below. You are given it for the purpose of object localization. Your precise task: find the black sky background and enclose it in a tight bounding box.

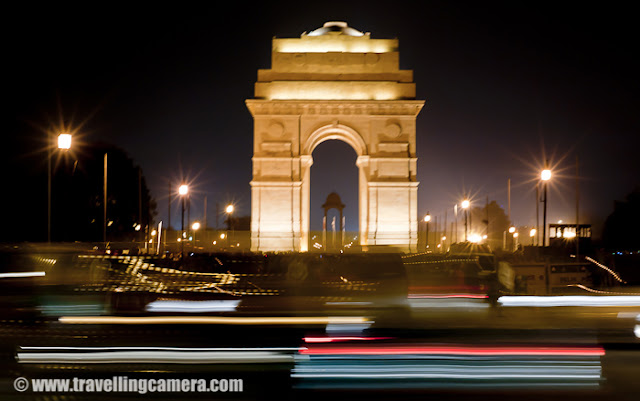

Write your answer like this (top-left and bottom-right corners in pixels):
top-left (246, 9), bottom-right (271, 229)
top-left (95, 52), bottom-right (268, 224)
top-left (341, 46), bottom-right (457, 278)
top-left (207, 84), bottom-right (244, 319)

top-left (3, 1), bottom-right (639, 241)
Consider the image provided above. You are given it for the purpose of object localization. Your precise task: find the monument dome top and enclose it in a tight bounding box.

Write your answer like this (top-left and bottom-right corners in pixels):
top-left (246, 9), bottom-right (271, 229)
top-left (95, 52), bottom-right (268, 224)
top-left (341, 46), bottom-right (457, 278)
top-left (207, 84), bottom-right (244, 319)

top-left (306, 21), bottom-right (365, 37)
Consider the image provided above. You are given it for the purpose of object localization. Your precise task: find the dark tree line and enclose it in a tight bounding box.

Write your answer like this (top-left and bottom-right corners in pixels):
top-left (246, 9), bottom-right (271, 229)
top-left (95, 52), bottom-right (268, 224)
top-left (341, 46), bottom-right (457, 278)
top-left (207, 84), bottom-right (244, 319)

top-left (602, 187), bottom-right (640, 251)
top-left (0, 136), bottom-right (156, 243)
top-left (51, 143), bottom-right (156, 243)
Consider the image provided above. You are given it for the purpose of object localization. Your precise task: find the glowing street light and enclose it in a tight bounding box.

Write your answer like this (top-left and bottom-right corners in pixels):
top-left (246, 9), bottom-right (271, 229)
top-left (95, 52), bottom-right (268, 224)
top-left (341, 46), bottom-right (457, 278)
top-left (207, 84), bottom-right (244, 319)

top-left (57, 134), bottom-right (72, 150)
top-left (225, 204), bottom-right (234, 214)
top-left (509, 226), bottom-right (516, 234)
top-left (424, 212), bottom-right (431, 251)
top-left (192, 221), bottom-right (201, 249)
top-left (541, 169), bottom-right (552, 182)
top-left (48, 133), bottom-right (72, 243)
top-left (530, 228), bottom-right (537, 246)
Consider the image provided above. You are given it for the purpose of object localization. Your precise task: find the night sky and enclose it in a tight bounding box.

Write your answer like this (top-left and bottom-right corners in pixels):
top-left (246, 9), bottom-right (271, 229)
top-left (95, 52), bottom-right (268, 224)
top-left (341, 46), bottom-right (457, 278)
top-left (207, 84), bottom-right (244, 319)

top-left (4, 1), bottom-right (639, 240)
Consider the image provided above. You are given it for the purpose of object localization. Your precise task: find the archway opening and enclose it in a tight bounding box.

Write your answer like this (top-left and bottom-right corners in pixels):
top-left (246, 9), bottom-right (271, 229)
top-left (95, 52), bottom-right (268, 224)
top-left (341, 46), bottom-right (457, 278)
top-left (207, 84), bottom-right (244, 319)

top-left (309, 140), bottom-right (359, 251)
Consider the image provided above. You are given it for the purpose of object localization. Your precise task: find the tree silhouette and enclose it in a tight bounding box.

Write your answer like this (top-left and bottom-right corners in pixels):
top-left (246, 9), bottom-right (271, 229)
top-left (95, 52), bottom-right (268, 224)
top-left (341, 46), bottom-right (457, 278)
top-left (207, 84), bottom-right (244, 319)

top-left (603, 187), bottom-right (640, 251)
top-left (470, 200), bottom-right (510, 250)
top-left (52, 143), bottom-right (156, 242)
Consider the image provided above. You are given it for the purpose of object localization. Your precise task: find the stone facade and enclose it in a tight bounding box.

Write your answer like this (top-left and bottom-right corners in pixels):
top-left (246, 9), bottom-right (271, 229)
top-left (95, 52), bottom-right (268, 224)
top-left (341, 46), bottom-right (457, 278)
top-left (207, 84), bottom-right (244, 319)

top-left (247, 22), bottom-right (424, 252)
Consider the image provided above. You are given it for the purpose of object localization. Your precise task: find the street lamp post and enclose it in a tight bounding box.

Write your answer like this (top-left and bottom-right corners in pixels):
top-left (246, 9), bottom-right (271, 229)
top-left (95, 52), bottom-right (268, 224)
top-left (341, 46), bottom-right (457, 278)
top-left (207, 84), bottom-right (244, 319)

top-left (225, 204), bottom-right (234, 248)
top-left (424, 213), bottom-right (431, 252)
top-left (461, 199), bottom-right (470, 242)
top-left (179, 184), bottom-right (189, 258)
top-left (541, 166), bottom-right (551, 247)
top-left (192, 221), bottom-right (200, 251)
top-left (47, 133), bottom-right (71, 243)
top-left (508, 226), bottom-right (516, 251)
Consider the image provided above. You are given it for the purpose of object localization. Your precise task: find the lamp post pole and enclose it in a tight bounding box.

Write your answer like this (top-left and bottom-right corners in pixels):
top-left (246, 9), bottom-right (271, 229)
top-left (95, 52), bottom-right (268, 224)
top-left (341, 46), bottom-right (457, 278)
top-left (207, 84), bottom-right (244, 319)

top-left (461, 199), bottom-right (470, 242)
top-left (103, 153), bottom-right (108, 247)
top-left (541, 165), bottom-right (551, 247)
top-left (226, 204), bottom-right (234, 248)
top-left (424, 213), bottom-right (431, 252)
top-left (48, 133), bottom-right (72, 243)
top-left (179, 184), bottom-right (189, 258)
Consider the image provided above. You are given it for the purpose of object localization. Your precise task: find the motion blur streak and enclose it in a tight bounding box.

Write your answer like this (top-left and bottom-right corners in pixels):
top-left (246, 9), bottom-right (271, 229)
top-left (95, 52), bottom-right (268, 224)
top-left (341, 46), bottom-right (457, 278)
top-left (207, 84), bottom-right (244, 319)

top-left (498, 295), bottom-right (640, 307)
top-left (299, 346), bottom-right (605, 356)
top-left (409, 294), bottom-right (488, 299)
top-left (304, 337), bottom-right (392, 343)
top-left (408, 299), bottom-right (489, 309)
top-left (294, 344), bottom-right (604, 390)
top-left (59, 316), bottom-right (370, 325)
top-left (18, 350), bottom-right (295, 364)
top-left (0, 271), bottom-right (46, 278)
top-left (144, 300), bottom-right (240, 312)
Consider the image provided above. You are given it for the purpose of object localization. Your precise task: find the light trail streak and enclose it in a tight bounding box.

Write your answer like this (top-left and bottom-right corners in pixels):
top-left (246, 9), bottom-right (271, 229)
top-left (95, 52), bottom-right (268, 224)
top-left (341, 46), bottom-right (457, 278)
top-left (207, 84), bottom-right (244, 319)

top-left (145, 300), bottom-right (240, 312)
top-left (0, 271), bottom-right (46, 278)
top-left (59, 316), bottom-right (370, 325)
top-left (299, 346), bottom-right (605, 356)
top-left (498, 295), bottom-right (640, 307)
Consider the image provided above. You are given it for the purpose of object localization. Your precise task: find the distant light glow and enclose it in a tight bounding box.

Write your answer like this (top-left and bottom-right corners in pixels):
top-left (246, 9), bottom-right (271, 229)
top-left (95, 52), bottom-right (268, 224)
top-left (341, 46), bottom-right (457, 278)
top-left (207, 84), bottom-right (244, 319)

top-left (178, 184), bottom-right (188, 196)
top-left (424, 215), bottom-right (431, 222)
top-left (530, 228), bottom-right (537, 237)
top-left (226, 205), bottom-right (234, 214)
top-left (220, 233), bottom-right (226, 239)
top-left (468, 234), bottom-right (482, 243)
top-left (461, 200), bottom-right (470, 209)
top-left (541, 169), bottom-right (552, 181)
top-left (509, 226), bottom-right (516, 234)
top-left (192, 222), bottom-right (201, 230)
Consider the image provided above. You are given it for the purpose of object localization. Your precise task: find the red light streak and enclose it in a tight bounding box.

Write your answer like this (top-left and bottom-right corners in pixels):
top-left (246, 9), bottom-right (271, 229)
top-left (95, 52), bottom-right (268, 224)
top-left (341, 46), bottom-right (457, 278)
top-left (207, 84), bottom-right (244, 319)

top-left (304, 337), bottom-right (393, 343)
top-left (409, 294), bottom-right (488, 299)
top-left (300, 345), bottom-right (605, 356)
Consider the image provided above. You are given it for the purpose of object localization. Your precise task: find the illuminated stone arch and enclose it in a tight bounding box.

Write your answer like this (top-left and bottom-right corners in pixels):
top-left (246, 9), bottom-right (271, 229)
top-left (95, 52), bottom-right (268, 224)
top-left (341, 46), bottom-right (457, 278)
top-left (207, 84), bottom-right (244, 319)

top-left (303, 124), bottom-right (367, 156)
top-left (246, 22), bottom-right (424, 252)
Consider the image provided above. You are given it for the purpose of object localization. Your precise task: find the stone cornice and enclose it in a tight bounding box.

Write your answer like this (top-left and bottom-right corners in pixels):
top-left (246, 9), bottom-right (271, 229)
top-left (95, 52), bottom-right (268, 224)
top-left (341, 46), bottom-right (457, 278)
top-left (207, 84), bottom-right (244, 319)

top-left (245, 99), bottom-right (425, 117)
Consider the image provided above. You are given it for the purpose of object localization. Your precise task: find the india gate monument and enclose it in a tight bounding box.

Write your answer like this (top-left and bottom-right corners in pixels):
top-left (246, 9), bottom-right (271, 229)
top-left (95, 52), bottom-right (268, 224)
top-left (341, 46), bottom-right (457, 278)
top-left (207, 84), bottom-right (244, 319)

top-left (246, 22), bottom-right (424, 252)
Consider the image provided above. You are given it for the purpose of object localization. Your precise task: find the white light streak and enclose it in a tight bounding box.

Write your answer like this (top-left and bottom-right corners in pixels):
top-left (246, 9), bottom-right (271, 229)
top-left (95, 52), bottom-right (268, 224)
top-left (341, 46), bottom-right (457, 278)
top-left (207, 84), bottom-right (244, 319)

top-left (145, 300), bottom-right (240, 313)
top-left (0, 271), bottom-right (46, 279)
top-left (499, 295), bottom-right (640, 307)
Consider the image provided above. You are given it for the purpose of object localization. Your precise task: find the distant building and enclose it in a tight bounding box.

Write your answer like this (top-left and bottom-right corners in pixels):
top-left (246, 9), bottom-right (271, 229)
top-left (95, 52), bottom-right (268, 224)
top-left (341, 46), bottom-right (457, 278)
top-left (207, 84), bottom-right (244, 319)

top-left (549, 223), bottom-right (592, 252)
